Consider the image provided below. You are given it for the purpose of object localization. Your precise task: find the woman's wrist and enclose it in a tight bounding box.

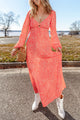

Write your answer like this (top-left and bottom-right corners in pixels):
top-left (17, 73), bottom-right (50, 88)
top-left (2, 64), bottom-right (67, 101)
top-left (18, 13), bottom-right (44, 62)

top-left (13, 48), bottom-right (20, 51)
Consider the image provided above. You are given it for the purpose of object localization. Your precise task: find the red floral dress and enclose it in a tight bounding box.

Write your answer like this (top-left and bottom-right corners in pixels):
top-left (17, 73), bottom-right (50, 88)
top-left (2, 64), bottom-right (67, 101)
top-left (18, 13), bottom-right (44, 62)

top-left (13, 9), bottom-right (66, 107)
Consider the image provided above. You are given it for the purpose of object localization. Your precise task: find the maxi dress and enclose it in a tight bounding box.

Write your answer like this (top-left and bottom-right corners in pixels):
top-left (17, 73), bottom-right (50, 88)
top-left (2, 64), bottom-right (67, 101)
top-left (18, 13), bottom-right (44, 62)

top-left (13, 9), bottom-right (66, 107)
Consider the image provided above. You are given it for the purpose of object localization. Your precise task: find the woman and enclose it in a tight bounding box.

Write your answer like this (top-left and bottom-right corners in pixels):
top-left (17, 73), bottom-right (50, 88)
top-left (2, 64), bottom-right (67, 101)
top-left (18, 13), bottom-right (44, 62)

top-left (11, 0), bottom-right (66, 119)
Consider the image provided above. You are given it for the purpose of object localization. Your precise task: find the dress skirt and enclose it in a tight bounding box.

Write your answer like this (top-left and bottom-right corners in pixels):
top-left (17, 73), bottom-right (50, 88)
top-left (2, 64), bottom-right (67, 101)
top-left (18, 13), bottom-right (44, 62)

top-left (26, 46), bottom-right (66, 107)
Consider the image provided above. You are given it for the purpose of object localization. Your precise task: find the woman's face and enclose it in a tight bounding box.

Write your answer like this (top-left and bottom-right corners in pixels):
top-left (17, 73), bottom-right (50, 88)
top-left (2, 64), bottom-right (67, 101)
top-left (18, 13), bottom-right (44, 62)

top-left (33, 0), bottom-right (41, 6)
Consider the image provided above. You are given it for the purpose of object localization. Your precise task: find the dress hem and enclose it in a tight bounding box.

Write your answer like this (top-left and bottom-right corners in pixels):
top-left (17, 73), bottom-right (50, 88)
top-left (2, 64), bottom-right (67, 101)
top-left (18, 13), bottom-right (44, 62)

top-left (40, 86), bottom-right (66, 107)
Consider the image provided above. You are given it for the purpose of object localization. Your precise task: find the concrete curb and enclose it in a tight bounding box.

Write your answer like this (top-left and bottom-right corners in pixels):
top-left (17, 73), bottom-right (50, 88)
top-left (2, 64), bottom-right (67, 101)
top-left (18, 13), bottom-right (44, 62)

top-left (62, 61), bottom-right (80, 67)
top-left (0, 61), bottom-right (80, 69)
top-left (0, 62), bottom-right (27, 69)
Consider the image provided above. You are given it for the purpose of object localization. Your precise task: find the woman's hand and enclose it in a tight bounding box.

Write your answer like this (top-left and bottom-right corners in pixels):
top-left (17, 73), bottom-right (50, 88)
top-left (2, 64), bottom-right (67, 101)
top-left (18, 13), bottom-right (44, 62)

top-left (56, 47), bottom-right (62, 53)
top-left (11, 48), bottom-right (19, 56)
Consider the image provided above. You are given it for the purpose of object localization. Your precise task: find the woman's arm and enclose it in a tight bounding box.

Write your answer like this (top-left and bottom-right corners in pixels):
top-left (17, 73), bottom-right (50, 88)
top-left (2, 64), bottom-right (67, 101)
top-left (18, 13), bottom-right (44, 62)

top-left (50, 10), bottom-right (62, 50)
top-left (13, 10), bottom-right (31, 49)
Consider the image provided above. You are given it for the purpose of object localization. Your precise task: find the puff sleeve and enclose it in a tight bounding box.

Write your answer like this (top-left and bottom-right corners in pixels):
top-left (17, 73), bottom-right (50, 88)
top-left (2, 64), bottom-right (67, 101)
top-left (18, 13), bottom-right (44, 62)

top-left (13, 10), bottom-right (31, 49)
top-left (50, 10), bottom-right (62, 50)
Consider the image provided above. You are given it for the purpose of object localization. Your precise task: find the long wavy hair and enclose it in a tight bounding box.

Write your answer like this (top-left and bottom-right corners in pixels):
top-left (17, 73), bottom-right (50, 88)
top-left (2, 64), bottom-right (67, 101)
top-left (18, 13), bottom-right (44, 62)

top-left (29, 0), bottom-right (53, 18)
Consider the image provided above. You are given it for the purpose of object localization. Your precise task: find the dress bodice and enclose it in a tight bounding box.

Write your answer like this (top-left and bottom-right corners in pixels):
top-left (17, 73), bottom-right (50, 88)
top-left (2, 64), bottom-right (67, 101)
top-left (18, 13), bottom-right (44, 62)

top-left (30, 12), bottom-right (52, 30)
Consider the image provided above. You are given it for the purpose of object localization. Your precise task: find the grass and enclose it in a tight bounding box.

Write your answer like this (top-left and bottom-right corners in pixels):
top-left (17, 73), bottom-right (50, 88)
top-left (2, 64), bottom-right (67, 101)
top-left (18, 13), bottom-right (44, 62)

top-left (59, 35), bottom-right (80, 61)
top-left (0, 35), bottom-right (80, 62)
top-left (0, 43), bottom-right (17, 62)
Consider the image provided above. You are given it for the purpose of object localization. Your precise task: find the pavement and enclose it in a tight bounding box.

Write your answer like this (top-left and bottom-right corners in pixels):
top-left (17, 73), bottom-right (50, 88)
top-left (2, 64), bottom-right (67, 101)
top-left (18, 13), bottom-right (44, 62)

top-left (0, 67), bottom-right (80, 120)
top-left (0, 36), bottom-right (19, 44)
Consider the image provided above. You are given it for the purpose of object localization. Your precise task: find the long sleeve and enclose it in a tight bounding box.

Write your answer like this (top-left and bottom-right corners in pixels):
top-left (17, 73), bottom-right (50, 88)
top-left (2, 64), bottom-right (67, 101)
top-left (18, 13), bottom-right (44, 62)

top-left (50, 10), bottom-right (62, 50)
top-left (13, 10), bottom-right (31, 49)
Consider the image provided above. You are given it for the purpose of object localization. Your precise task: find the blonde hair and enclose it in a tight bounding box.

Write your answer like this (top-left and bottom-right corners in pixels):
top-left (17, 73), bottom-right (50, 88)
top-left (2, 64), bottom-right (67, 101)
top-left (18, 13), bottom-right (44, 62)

top-left (29, 0), bottom-right (53, 18)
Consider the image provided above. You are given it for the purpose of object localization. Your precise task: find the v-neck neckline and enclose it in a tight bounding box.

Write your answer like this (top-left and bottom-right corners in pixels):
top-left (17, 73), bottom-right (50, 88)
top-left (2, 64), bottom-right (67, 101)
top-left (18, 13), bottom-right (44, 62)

top-left (32, 11), bottom-right (52, 24)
